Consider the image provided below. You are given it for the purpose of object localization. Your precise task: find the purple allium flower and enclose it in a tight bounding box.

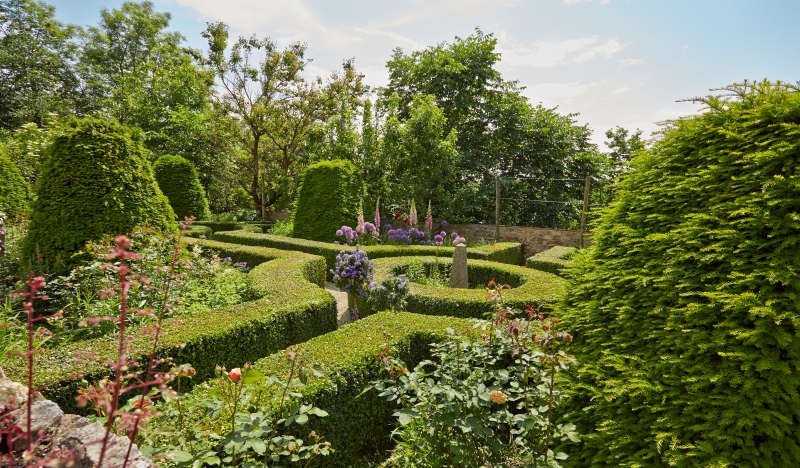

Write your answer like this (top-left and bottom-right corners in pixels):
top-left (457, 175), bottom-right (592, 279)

top-left (334, 240), bottom-right (340, 245)
top-left (406, 238), bottom-right (413, 244)
top-left (336, 229), bottom-right (343, 237)
top-left (434, 234), bottom-right (443, 243)
top-left (455, 236), bottom-right (466, 244)
top-left (451, 231), bottom-right (458, 239)
top-left (441, 220), bottom-right (448, 227)
top-left (223, 257), bottom-right (232, 262)
top-left (384, 223), bottom-right (392, 231)
top-left (419, 240), bottom-right (425, 245)
top-left (440, 231), bottom-right (447, 238)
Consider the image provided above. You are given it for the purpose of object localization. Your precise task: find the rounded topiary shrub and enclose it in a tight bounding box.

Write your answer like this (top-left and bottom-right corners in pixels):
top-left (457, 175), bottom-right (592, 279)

top-left (0, 152), bottom-right (30, 219)
top-left (562, 82), bottom-right (800, 467)
top-left (23, 117), bottom-right (176, 268)
top-left (153, 154), bottom-right (211, 221)
top-left (293, 159), bottom-right (365, 242)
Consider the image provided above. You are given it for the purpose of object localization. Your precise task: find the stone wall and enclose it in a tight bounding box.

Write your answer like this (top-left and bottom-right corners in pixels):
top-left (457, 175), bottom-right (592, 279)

top-left (448, 223), bottom-right (588, 259)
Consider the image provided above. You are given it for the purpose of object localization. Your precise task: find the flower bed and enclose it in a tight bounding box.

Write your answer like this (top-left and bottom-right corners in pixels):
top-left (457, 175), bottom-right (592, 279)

top-left (183, 311), bottom-right (473, 467)
top-left (211, 230), bottom-right (525, 279)
top-left (526, 245), bottom-right (578, 277)
top-left (365, 256), bottom-right (567, 318)
top-left (4, 240), bottom-right (337, 413)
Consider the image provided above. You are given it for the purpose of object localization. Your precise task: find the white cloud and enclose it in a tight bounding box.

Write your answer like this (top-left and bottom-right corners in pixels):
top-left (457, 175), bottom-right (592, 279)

top-left (611, 85), bottom-right (635, 94)
top-left (563, 0), bottom-right (610, 4)
top-left (353, 27), bottom-right (424, 50)
top-left (620, 58), bottom-right (644, 66)
top-left (497, 36), bottom-right (626, 68)
top-left (522, 80), bottom-right (604, 106)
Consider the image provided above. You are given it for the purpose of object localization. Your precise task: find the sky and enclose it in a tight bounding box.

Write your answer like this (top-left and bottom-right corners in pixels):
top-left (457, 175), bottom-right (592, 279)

top-left (48, 0), bottom-right (800, 148)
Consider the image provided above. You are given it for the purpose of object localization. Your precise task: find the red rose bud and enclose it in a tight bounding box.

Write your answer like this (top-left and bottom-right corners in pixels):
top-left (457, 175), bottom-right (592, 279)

top-left (228, 368), bottom-right (242, 382)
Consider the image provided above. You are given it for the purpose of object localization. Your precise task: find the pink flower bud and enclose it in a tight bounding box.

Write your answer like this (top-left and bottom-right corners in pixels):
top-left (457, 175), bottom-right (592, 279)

top-left (228, 368), bottom-right (242, 382)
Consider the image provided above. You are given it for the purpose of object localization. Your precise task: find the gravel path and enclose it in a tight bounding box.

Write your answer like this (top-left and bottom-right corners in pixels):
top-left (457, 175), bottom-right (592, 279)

top-left (324, 282), bottom-right (352, 327)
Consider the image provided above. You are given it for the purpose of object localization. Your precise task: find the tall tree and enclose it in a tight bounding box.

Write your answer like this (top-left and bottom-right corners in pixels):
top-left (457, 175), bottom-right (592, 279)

top-left (201, 22), bottom-right (365, 214)
top-left (0, 0), bottom-right (83, 128)
top-left (603, 126), bottom-right (645, 180)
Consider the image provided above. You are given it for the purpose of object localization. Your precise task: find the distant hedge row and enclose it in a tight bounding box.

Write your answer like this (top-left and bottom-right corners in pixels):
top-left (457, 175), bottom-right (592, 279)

top-left (526, 245), bottom-right (577, 277)
top-left (366, 256), bottom-right (566, 318)
top-left (211, 230), bottom-right (525, 279)
top-left (5, 240), bottom-right (337, 412)
top-left (186, 311), bottom-right (473, 467)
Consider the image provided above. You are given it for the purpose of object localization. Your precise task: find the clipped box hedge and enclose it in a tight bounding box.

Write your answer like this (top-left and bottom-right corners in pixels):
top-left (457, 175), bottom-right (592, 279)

top-left (526, 246), bottom-right (577, 278)
top-left (187, 311), bottom-right (473, 467)
top-left (211, 230), bottom-right (525, 279)
top-left (183, 224), bottom-right (213, 238)
top-left (4, 240), bottom-right (337, 413)
top-left (190, 221), bottom-right (243, 233)
top-left (365, 256), bottom-right (567, 318)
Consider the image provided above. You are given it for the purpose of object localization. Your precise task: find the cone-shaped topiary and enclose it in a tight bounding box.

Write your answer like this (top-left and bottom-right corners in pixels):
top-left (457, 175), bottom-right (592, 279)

top-left (293, 159), bottom-right (365, 242)
top-left (153, 154), bottom-right (211, 221)
top-left (0, 151), bottom-right (30, 220)
top-left (561, 81), bottom-right (800, 467)
top-left (23, 117), bottom-right (176, 269)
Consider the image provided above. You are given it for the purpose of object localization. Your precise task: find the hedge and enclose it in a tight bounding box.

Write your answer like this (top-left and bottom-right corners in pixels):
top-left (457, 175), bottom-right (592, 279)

top-left (22, 117), bottom-right (176, 269)
top-left (186, 311), bottom-right (473, 467)
top-left (561, 82), bottom-right (800, 467)
top-left (4, 240), bottom-right (337, 413)
top-left (182, 224), bottom-right (212, 238)
top-left (153, 155), bottom-right (211, 221)
top-left (0, 152), bottom-right (30, 219)
top-left (526, 246), bottom-right (577, 277)
top-left (293, 159), bottom-right (365, 242)
top-left (211, 230), bottom-right (525, 279)
top-left (191, 221), bottom-right (243, 233)
top-left (365, 256), bottom-right (567, 318)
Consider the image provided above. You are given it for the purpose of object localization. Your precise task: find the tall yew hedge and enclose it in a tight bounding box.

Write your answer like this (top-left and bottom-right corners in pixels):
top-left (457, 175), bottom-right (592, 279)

top-left (562, 81), bottom-right (800, 467)
top-left (153, 154), bottom-right (211, 221)
top-left (23, 117), bottom-right (176, 268)
top-left (293, 159), bottom-right (365, 242)
top-left (0, 152), bottom-right (30, 219)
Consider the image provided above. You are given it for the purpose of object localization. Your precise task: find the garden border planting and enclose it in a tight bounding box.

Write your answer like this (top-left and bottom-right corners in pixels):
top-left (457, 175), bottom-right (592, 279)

top-left (525, 245), bottom-right (577, 278)
top-left (367, 256), bottom-right (567, 318)
top-left (187, 311), bottom-right (473, 467)
top-left (4, 240), bottom-right (337, 413)
top-left (211, 230), bottom-right (525, 279)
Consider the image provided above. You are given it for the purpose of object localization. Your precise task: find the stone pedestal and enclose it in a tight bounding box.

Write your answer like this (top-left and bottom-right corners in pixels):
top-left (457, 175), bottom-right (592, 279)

top-left (449, 243), bottom-right (468, 289)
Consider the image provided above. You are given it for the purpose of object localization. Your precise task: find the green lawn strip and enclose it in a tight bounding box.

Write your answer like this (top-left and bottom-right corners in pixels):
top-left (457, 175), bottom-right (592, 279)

top-left (186, 311), bottom-right (473, 467)
top-left (366, 256), bottom-right (567, 318)
top-left (211, 230), bottom-right (525, 280)
top-left (5, 241), bottom-right (337, 413)
top-left (525, 246), bottom-right (578, 278)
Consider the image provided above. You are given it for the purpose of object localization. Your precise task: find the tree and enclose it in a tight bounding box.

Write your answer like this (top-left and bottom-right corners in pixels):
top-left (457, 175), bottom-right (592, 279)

top-left (603, 126), bottom-right (645, 180)
top-left (201, 22), bottom-right (365, 215)
top-left (0, 0), bottom-right (84, 128)
top-left (383, 29), bottom-right (601, 227)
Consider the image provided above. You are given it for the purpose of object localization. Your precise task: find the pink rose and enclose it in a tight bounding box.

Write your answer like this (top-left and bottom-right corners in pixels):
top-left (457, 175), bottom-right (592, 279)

top-left (228, 368), bottom-right (242, 382)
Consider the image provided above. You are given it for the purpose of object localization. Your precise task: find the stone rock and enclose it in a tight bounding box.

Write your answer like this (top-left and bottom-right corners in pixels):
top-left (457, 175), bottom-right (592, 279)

top-left (0, 367), bottom-right (44, 408)
top-left (449, 243), bottom-right (469, 289)
top-left (11, 400), bottom-right (64, 451)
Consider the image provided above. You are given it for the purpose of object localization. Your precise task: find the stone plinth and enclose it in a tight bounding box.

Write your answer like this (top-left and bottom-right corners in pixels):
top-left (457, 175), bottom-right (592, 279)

top-left (449, 243), bottom-right (468, 289)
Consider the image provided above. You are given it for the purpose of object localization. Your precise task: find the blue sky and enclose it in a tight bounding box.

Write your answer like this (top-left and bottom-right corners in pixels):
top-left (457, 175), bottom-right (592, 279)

top-left (49, 0), bottom-right (800, 147)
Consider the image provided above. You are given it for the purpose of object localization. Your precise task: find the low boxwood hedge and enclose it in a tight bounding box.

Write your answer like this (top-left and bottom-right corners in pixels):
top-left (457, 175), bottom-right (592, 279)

top-left (526, 246), bottom-right (577, 278)
top-left (191, 221), bottom-right (243, 233)
top-left (183, 224), bottom-right (213, 238)
top-left (365, 256), bottom-right (567, 318)
top-left (186, 311), bottom-right (473, 467)
top-left (211, 230), bottom-right (525, 279)
top-left (4, 240), bottom-right (337, 413)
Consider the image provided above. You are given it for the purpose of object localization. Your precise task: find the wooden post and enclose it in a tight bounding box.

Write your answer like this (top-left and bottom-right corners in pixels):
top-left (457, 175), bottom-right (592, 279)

top-left (260, 174), bottom-right (266, 221)
top-left (580, 176), bottom-right (591, 248)
top-left (495, 175), bottom-right (500, 242)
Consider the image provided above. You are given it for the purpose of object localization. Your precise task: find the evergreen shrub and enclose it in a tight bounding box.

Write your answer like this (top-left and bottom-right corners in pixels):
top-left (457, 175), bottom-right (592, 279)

top-left (0, 152), bottom-right (30, 219)
top-left (22, 117), bottom-right (175, 268)
top-left (526, 245), bottom-right (576, 277)
top-left (293, 159), bottom-right (365, 242)
top-left (562, 81), bottom-right (800, 467)
top-left (153, 154), bottom-right (211, 221)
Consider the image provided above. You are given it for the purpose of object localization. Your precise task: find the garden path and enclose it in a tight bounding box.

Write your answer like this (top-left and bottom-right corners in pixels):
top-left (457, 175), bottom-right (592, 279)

top-left (324, 282), bottom-right (352, 327)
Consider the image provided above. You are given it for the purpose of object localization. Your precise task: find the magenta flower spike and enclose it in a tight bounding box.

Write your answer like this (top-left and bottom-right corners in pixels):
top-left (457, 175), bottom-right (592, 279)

top-left (375, 198), bottom-right (381, 231)
top-left (357, 199), bottom-right (366, 234)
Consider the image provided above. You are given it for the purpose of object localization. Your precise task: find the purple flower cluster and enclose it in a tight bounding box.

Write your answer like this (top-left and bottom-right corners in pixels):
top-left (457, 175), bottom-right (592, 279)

top-left (387, 227), bottom-right (429, 245)
top-left (335, 223), bottom-right (378, 246)
top-left (331, 249), bottom-right (375, 297)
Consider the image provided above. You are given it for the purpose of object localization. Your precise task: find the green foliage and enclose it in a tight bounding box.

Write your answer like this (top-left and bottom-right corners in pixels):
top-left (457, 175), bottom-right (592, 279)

top-left (211, 229), bottom-right (524, 279)
top-left (153, 154), bottom-right (211, 221)
top-left (185, 311), bottom-right (473, 467)
top-left (367, 256), bottom-right (567, 319)
top-left (4, 239), bottom-right (336, 413)
top-left (267, 216), bottom-right (294, 237)
top-left (22, 117), bottom-right (176, 269)
top-left (526, 246), bottom-right (577, 278)
top-left (293, 159), bottom-right (365, 242)
top-left (370, 283), bottom-right (577, 467)
top-left (562, 81), bottom-right (800, 467)
top-left (0, 0), bottom-right (84, 128)
top-left (0, 152), bottom-right (30, 219)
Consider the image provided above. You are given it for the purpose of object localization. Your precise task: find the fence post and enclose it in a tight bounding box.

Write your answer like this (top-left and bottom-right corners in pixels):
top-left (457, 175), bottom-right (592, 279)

top-left (495, 175), bottom-right (500, 242)
top-left (0, 216), bottom-right (5, 258)
top-left (580, 176), bottom-right (591, 248)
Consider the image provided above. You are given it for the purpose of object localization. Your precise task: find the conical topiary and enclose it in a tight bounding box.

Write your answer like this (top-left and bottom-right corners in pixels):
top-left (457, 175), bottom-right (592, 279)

top-left (153, 154), bottom-right (211, 221)
top-left (23, 117), bottom-right (176, 269)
